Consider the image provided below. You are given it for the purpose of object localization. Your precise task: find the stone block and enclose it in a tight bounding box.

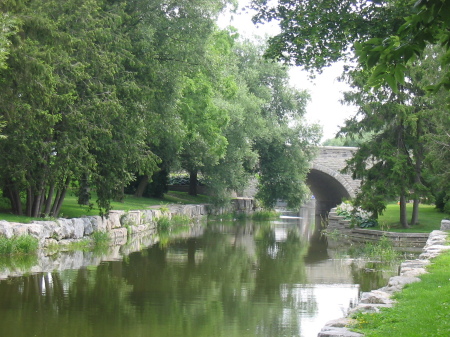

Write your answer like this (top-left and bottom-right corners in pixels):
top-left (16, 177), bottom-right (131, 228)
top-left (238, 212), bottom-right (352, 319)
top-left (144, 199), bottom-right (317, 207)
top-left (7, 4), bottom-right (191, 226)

top-left (360, 290), bottom-right (394, 305)
top-left (318, 326), bottom-right (363, 337)
top-left (54, 219), bottom-right (75, 240)
top-left (106, 210), bottom-right (124, 229)
top-left (441, 219), bottom-right (450, 231)
top-left (72, 218), bottom-right (85, 239)
top-left (12, 224), bottom-right (29, 237)
top-left (82, 217), bottom-right (94, 236)
top-left (0, 221), bottom-right (14, 239)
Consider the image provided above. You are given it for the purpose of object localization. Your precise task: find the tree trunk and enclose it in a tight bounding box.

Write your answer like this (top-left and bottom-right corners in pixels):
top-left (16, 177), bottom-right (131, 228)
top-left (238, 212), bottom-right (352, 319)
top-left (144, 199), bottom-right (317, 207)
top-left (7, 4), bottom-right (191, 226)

top-left (77, 174), bottom-right (90, 205)
top-left (189, 170), bottom-right (198, 196)
top-left (410, 118), bottom-right (423, 227)
top-left (5, 185), bottom-right (23, 215)
top-left (134, 175), bottom-right (149, 197)
top-left (51, 177), bottom-right (70, 217)
top-left (411, 198), bottom-right (420, 226)
top-left (399, 194), bottom-right (410, 228)
top-left (26, 187), bottom-right (33, 217)
top-left (43, 183), bottom-right (55, 217)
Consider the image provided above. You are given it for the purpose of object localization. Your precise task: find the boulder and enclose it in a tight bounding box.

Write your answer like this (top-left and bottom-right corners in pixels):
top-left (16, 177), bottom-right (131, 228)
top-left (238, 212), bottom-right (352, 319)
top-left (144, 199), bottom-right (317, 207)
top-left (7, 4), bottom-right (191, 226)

top-left (441, 219), bottom-right (450, 231)
top-left (360, 290), bottom-right (394, 305)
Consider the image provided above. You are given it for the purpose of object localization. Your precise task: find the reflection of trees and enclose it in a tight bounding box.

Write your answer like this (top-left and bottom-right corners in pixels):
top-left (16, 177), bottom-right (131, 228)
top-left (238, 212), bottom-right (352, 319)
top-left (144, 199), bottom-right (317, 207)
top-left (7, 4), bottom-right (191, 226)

top-left (0, 221), bottom-right (313, 337)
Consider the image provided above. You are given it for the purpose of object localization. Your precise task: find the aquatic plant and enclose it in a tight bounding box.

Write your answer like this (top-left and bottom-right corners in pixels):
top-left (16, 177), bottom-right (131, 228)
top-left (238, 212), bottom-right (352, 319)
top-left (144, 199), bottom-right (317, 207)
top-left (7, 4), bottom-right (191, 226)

top-left (156, 215), bottom-right (171, 232)
top-left (91, 231), bottom-right (111, 246)
top-left (0, 235), bottom-right (39, 255)
top-left (252, 210), bottom-right (278, 220)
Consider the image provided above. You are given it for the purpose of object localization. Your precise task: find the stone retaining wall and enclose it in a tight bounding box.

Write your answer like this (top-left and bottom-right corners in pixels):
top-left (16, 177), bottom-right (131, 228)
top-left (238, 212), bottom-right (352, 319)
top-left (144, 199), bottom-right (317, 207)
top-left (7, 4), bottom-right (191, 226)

top-left (0, 198), bottom-right (258, 249)
top-left (326, 208), bottom-right (429, 248)
top-left (0, 204), bottom-right (208, 248)
top-left (318, 221), bottom-right (450, 337)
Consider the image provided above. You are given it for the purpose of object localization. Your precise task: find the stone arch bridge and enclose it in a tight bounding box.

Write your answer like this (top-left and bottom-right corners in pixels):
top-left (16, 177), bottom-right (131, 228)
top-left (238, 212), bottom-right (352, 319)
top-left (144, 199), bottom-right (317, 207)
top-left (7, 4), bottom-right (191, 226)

top-left (308, 146), bottom-right (360, 214)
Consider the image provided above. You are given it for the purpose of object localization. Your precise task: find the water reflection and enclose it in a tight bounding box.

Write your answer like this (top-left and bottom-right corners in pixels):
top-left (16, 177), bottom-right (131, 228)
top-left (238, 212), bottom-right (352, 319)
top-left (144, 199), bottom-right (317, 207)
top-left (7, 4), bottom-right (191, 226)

top-left (0, 207), bottom-right (399, 337)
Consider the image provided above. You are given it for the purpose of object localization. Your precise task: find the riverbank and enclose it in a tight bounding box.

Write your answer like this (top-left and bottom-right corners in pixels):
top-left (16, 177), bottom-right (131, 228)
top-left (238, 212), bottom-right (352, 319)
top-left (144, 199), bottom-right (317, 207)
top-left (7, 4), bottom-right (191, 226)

top-left (318, 222), bottom-right (450, 337)
top-left (0, 198), bottom-right (257, 251)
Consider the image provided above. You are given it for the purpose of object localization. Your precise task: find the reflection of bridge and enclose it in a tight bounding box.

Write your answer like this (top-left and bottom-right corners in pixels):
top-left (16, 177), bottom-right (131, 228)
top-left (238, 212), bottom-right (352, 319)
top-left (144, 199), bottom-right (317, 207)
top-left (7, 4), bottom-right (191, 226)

top-left (308, 146), bottom-right (360, 214)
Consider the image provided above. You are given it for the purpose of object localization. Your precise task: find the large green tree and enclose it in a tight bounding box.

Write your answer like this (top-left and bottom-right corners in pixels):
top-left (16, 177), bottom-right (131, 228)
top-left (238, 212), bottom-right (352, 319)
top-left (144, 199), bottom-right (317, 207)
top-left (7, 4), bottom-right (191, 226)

top-left (339, 46), bottom-right (449, 226)
top-left (233, 40), bottom-right (321, 208)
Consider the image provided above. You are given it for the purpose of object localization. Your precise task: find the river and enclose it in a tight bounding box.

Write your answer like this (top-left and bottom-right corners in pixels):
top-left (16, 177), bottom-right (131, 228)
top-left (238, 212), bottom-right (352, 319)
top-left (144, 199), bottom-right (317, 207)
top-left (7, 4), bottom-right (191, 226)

top-left (0, 207), bottom-right (399, 337)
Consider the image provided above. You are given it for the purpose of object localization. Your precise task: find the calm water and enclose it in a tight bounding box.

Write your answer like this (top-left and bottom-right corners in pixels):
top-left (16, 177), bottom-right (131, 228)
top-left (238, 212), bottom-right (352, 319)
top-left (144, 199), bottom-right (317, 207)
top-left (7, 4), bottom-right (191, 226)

top-left (0, 209), bottom-right (398, 337)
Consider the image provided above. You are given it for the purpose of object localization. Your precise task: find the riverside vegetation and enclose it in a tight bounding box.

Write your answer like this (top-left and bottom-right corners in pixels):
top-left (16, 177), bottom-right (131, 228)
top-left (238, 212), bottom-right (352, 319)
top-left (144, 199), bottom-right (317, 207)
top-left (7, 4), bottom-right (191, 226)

top-left (351, 246), bottom-right (450, 337)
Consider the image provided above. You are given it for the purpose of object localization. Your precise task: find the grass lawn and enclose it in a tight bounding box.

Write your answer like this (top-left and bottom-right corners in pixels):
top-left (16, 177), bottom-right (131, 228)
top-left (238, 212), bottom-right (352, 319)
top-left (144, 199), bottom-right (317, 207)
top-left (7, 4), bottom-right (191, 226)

top-left (375, 203), bottom-right (448, 233)
top-left (0, 190), bottom-right (210, 223)
top-left (351, 249), bottom-right (450, 337)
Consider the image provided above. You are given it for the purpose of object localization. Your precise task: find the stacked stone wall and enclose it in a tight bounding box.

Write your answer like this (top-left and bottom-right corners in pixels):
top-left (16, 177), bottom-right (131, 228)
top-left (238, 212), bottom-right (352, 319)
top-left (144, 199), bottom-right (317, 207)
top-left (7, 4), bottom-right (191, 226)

top-left (0, 198), bottom-right (258, 249)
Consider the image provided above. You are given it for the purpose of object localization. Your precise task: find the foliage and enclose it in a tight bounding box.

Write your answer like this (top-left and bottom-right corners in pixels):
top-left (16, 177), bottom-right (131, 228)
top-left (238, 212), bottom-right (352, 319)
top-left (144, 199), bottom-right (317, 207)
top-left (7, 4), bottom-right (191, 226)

top-left (356, 0), bottom-right (450, 92)
top-left (339, 46), bottom-right (448, 227)
top-left (252, 210), bottom-right (278, 221)
top-left (336, 201), bottom-right (377, 228)
top-left (361, 236), bottom-right (399, 262)
top-left (156, 216), bottom-right (171, 233)
top-left (0, 235), bottom-right (39, 255)
top-left (91, 231), bottom-right (110, 247)
top-left (250, 0), bottom-right (408, 71)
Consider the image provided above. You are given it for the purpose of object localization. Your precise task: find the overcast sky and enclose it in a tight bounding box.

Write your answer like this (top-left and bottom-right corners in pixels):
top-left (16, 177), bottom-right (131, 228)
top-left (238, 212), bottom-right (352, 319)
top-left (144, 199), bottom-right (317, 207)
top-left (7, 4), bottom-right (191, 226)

top-left (217, 1), bottom-right (357, 142)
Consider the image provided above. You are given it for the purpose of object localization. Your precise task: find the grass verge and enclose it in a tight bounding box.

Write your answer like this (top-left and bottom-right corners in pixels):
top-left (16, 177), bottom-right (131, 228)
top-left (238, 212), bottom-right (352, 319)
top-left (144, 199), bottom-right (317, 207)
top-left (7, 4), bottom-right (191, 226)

top-left (374, 203), bottom-right (447, 233)
top-left (351, 249), bottom-right (450, 337)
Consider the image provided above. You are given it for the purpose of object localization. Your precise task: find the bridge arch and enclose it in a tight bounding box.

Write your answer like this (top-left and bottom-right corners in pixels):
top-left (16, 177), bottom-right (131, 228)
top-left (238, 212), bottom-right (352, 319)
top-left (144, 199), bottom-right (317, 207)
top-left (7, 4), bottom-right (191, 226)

top-left (308, 147), bottom-right (360, 214)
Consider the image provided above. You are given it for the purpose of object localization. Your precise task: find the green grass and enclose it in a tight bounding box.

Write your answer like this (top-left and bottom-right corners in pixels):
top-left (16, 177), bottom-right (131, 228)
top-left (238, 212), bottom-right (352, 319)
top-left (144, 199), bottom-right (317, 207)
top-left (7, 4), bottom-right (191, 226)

top-left (351, 249), bottom-right (450, 336)
top-left (374, 203), bottom-right (447, 233)
top-left (0, 190), bottom-right (209, 222)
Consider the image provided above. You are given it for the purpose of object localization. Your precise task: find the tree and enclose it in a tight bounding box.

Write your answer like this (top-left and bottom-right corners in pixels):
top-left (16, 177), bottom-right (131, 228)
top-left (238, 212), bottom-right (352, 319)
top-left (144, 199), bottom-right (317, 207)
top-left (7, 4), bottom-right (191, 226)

top-left (250, 0), bottom-right (409, 71)
top-left (233, 40), bottom-right (321, 208)
top-left (356, 0), bottom-right (450, 92)
top-left (0, 0), bottom-right (159, 216)
top-left (338, 48), bottom-right (447, 226)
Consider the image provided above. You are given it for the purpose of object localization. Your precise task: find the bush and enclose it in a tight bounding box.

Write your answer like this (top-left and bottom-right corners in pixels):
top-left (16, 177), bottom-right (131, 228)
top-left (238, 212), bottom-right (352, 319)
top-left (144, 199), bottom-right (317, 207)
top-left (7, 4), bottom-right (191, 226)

top-left (336, 201), bottom-right (378, 228)
top-left (0, 235), bottom-right (39, 255)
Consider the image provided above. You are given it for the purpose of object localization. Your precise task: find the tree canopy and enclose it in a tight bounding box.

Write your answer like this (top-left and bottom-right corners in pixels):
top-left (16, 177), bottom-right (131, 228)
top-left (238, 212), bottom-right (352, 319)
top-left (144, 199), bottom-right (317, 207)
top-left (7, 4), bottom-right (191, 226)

top-left (251, 0), bottom-right (450, 219)
top-left (0, 0), bottom-right (320, 216)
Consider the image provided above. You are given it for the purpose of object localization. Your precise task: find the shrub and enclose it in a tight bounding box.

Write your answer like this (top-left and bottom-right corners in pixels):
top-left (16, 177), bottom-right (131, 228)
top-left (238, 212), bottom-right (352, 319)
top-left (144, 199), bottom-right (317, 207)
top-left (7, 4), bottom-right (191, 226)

top-left (336, 201), bottom-right (378, 228)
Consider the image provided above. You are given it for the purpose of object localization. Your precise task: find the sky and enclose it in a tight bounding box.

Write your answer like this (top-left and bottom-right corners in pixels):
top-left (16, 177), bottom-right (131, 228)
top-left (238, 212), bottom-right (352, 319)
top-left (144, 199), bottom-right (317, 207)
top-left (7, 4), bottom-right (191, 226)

top-left (217, 1), bottom-right (357, 141)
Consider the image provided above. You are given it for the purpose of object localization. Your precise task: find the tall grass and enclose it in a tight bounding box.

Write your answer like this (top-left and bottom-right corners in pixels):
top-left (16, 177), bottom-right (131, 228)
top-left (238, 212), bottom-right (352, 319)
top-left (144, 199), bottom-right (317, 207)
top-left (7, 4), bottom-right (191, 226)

top-left (0, 235), bottom-right (39, 255)
top-left (252, 210), bottom-right (278, 221)
top-left (91, 231), bottom-right (110, 246)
